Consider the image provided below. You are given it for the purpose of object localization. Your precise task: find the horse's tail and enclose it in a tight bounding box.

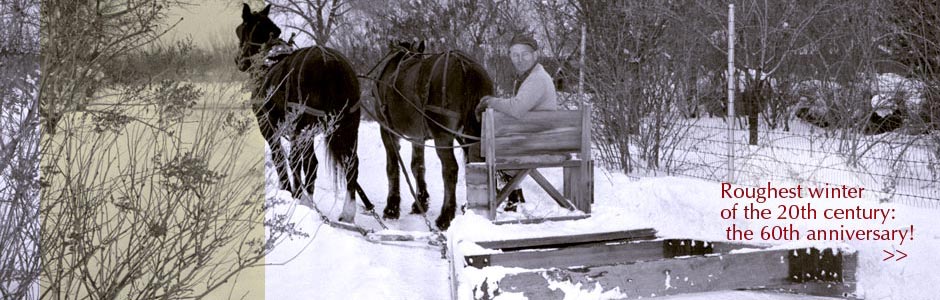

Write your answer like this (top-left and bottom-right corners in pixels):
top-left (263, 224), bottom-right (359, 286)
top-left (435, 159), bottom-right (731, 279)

top-left (323, 102), bottom-right (361, 192)
top-left (320, 48), bottom-right (362, 193)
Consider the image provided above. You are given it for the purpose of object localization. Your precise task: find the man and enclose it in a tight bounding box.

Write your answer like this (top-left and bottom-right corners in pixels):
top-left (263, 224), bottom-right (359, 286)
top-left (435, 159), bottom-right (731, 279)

top-left (476, 33), bottom-right (558, 211)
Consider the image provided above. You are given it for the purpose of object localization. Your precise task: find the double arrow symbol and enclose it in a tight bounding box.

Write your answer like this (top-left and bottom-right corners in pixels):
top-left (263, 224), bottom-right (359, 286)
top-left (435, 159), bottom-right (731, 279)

top-left (883, 249), bottom-right (908, 261)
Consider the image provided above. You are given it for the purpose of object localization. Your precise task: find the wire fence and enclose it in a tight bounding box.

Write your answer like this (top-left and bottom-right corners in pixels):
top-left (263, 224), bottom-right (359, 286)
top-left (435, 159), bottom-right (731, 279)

top-left (596, 114), bottom-right (940, 209)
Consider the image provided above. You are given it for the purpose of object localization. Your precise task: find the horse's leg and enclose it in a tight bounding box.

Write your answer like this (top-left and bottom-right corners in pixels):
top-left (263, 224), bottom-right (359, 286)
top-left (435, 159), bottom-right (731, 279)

top-left (338, 151), bottom-right (360, 223)
top-left (432, 136), bottom-right (458, 230)
top-left (380, 129), bottom-right (402, 219)
top-left (409, 144), bottom-right (430, 214)
top-left (288, 133), bottom-right (317, 200)
top-left (334, 121), bottom-right (361, 224)
top-left (259, 112), bottom-right (293, 195)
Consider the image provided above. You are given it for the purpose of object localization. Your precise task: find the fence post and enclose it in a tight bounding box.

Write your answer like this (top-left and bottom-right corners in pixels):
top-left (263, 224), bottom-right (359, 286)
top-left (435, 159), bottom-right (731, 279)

top-left (727, 3), bottom-right (735, 183)
top-left (579, 24), bottom-right (586, 99)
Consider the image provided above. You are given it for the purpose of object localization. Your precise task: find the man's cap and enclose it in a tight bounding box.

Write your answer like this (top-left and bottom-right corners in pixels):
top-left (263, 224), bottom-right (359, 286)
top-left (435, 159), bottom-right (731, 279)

top-left (509, 34), bottom-right (538, 51)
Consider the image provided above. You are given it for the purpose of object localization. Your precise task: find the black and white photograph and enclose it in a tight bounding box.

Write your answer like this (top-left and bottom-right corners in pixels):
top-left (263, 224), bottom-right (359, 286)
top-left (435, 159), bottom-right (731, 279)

top-left (1, 0), bottom-right (39, 299)
top-left (30, 0), bottom-right (940, 299)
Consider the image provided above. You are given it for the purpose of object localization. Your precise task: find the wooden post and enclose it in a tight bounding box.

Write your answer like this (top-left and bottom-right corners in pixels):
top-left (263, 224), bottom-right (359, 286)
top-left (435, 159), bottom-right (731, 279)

top-left (563, 167), bottom-right (577, 201)
top-left (579, 24), bottom-right (586, 97)
top-left (465, 163), bottom-right (489, 217)
top-left (484, 108), bottom-right (497, 220)
top-left (727, 3), bottom-right (736, 183)
top-left (579, 104), bottom-right (593, 213)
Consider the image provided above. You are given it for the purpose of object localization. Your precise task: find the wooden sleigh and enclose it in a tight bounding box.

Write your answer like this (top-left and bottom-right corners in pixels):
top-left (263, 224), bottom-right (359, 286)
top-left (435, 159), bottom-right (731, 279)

top-left (465, 105), bottom-right (593, 222)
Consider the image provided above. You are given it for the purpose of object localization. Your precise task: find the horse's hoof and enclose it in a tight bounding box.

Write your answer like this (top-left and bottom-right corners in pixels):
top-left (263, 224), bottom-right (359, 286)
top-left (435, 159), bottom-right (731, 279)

top-left (383, 206), bottom-right (400, 220)
top-left (410, 201), bottom-right (429, 215)
top-left (434, 217), bottom-right (451, 231)
top-left (338, 214), bottom-right (355, 223)
top-left (503, 189), bottom-right (524, 212)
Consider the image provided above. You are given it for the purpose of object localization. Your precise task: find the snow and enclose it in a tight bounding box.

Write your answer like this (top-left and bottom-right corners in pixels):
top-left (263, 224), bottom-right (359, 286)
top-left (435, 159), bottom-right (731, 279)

top-left (869, 73), bottom-right (926, 117)
top-left (264, 118), bottom-right (940, 299)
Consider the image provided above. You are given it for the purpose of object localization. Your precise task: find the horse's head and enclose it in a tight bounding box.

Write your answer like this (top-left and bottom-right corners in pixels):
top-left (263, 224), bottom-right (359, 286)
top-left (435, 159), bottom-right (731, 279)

top-left (372, 40), bottom-right (427, 82)
top-left (386, 40), bottom-right (426, 59)
top-left (235, 4), bottom-right (281, 72)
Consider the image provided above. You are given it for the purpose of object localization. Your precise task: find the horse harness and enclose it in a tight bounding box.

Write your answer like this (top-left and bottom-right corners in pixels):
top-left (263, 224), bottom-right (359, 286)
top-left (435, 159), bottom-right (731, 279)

top-left (251, 39), bottom-right (361, 119)
top-left (372, 50), bottom-right (469, 138)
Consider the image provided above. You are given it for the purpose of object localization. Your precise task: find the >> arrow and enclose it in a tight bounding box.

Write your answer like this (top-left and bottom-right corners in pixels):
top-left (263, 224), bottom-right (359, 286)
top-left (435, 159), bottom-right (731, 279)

top-left (883, 249), bottom-right (908, 262)
top-left (896, 250), bottom-right (908, 261)
top-left (882, 249), bottom-right (894, 261)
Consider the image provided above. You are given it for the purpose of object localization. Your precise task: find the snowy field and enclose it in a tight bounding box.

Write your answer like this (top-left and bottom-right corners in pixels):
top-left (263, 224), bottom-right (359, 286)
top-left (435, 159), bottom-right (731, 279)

top-left (263, 117), bottom-right (940, 300)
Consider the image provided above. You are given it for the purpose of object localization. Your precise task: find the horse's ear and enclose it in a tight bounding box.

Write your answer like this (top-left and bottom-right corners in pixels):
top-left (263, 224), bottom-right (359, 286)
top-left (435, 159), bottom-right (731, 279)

top-left (417, 41), bottom-right (425, 53)
top-left (241, 3), bottom-right (252, 20)
top-left (260, 4), bottom-right (271, 16)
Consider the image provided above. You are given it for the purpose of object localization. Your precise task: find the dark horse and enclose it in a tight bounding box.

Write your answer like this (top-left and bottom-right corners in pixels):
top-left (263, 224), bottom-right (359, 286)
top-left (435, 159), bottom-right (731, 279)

top-left (373, 41), bottom-right (493, 230)
top-left (236, 4), bottom-right (363, 222)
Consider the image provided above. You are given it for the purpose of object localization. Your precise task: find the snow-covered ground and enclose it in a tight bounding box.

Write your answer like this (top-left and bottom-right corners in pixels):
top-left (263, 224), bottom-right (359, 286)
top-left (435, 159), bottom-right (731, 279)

top-left (265, 119), bottom-right (940, 300)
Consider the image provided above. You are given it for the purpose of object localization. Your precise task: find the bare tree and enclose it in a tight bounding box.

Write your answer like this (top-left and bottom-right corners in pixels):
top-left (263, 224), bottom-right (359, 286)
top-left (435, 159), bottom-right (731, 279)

top-left (1, 1), bottom-right (40, 299)
top-left (886, 0), bottom-right (940, 130)
top-left (0, 0), bottom-right (38, 55)
top-left (265, 0), bottom-right (355, 46)
top-left (685, 0), bottom-right (844, 144)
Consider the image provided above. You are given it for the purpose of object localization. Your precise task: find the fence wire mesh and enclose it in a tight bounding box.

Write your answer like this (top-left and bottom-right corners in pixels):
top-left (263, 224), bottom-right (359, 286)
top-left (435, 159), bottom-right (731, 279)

top-left (592, 113), bottom-right (940, 209)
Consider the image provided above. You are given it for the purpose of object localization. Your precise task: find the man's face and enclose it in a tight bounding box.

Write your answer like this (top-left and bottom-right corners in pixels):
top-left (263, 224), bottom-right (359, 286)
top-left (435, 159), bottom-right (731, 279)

top-left (509, 44), bottom-right (537, 75)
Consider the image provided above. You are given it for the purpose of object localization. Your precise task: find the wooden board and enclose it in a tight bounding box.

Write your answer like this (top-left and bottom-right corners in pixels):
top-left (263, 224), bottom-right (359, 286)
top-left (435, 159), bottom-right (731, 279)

top-left (492, 110), bottom-right (582, 136)
top-left (465, 239), bottom-right (758, 269)
top-left (484, 110), bottom-right (584, 157)
top-left (492, 214), bottom-right (590, 226)
top-left (491, 158), bottom-right (581, 170)
top-left (474, 228), bottom-right (657, 251)
top-left (493, 131), bottom-right (582, 156)
top-left (488, 248), bottom-right (857, 299)
top-left (465, 163), bottom-right (488, 211)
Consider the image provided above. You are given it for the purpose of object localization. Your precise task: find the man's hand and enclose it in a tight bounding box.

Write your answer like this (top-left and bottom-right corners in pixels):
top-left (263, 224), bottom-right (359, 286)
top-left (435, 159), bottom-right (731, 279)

top-left (475, 96), bottom-right (493, 120)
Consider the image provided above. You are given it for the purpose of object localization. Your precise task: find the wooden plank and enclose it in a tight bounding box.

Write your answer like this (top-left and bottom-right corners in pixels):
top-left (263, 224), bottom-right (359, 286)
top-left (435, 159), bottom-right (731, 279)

top-left (465, 240), bottom-right (758, 269)
top-left (494, 154), bottom-right (570, 165)
top-left (491, 110), bottom-right (581, 157)
top-left (447, 231), bottom-right (459, 300)
top-left (528, 169), bottom-right (576, 210)
top-left (466, 240), bottom-right (661, 269)
top-left (754, 252), bottom-right (858, 298)
top-left (474, 228), bottom-right (657, 250)
top-left (494, 129), bottom-right (581, 156)
top-left (493, 247), bottom-right (852, 300)
top-left (758, 281), bottom-right (858, 299)
top-left (493, 214), bottom-right (590, 226)
top-left (465, 163), bottom-right (488, 211)
top-left (495, 122), bottom-right (580, 139)
top-left (493, 110), bottom-right (581, 136)
top-left (493, 159), bottom-right (581, 170)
